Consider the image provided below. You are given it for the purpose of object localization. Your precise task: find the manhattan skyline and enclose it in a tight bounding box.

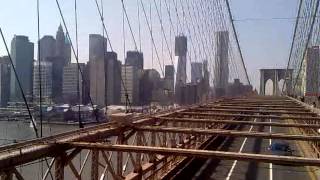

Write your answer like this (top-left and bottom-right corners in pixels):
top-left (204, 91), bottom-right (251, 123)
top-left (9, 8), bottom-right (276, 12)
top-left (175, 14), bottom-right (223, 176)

top-left (0, 0), bottom-right (299, 89)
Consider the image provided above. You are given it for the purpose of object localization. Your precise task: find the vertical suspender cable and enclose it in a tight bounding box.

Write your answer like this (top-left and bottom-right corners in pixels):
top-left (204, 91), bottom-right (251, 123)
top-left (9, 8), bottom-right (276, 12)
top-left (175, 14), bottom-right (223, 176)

top-left (36, 0), bottom-right (44, 176)
top-left (282, 0), bottom-right (303, 94)
top-left (55, 0), bottom-right (99, 122)
top-left (122, 1), bottom-right (128, 112)
top-left (150, 1), bottom-right (154, 68)
top-left (92, 0), bottom-right (132, 111)
top-left (74, 0), bottom-right (83, 128)
top-left (137, 0), bottom-right (142, 52)
top-left (293, 0), bottom-right (320, 92)
top-left (226, 0), bottom-right (251, 85)
top-left (100, 0), bottom-right (108, 119)
top-left (36, 0), bottom-right (43, 137)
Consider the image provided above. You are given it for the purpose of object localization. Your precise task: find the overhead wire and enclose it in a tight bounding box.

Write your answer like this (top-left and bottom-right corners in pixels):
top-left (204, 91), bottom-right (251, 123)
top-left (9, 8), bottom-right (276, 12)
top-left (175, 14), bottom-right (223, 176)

top-left (54, 0), bottom-right (99, 121)
top-left (282, 0), bottom-right (303, 94)
top-left (74, 0), bottom-right (83, 128)
top-left (139, 0), bottom-right (165, 76)
top-left (92, 0), bottom-right (133, 111)
top-left (120, 0), bottom-right (139, 51)
top-left (36, 0), bottom-right (43, 137)
top-left (0, 29), bottom-right (38, 137)
top-left (293, 0), bottom-right (320, 92)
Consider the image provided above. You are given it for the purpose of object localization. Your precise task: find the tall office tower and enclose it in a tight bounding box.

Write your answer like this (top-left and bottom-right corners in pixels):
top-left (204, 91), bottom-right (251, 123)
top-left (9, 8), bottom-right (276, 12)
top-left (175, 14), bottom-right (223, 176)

top-left (164, 65), bottom-right (175, 92)
top-left (65, 39), bottom-right (71, 64)
top-left (38, 35), bottom-right (56, 61)
top-left (214, 31), bottom-right (229, 97)
top-left (140, 69), bottom-right (162, 105)
top-left (125, 51), bottom-right (144, 70)
top-left (0, 56), bottom-right (11, 107)
top-left (63, 63), bottom-right (85, 104)
top-left (305, 46), bottom-right (320, 96)
top-left (89, 34), bottom-right (108, 107)
top-left (191, 62), bottom-right (203, 83)
top-left (121, 65), bottom-right (140, 106)
top-left (45, 57), bottom-right (65, 103)
top-left (10, 35), bottom-right (34, 101)
top-left (106, 52), bottom-right (121, 105)
top-left (165, 65), bottom-right (174, 79)
top-left (202, 60), bottom-right (210, 93)
top-left (33, 61), bottom-right (53, 102)
top-left (55, 25), bottom-right (71, 65)
top-left (174, 36), bottom-right (187, 104)
top-left (114, 60), bottom-right (122, 105)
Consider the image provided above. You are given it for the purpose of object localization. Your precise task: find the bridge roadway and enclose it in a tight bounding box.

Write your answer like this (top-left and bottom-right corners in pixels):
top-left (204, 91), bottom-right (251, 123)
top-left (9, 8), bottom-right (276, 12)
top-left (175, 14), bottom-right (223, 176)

top-left (0, 96), bottom-right (320, 179)
top-left (173, 118), bottom-right (313, 180)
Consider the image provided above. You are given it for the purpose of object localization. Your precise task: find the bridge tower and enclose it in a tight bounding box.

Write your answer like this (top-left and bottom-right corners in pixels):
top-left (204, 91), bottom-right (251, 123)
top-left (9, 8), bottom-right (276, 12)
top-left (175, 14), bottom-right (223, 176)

top-left (260, 69), bottom-right (293, 95)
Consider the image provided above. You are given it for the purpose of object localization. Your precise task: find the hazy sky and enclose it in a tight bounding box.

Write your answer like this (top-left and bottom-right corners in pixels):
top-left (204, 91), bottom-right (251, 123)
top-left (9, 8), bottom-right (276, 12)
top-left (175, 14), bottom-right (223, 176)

top-left (0, 0), bottom-right (299, 89)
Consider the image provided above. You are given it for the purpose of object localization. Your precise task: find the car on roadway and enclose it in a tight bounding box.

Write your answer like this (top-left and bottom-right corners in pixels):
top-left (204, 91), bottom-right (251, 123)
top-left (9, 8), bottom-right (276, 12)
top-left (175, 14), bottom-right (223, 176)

top-left (268, 141), bottom-right (294, 156)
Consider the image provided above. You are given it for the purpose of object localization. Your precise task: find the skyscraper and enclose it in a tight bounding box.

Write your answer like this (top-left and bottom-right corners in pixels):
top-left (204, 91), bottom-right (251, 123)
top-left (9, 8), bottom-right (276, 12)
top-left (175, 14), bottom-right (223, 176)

top-left (106, 52), bottom-right (121, 105)
top-left (165, 65), bottom-right (174, 79)
top-left (164, 65), bottom-right (175, 100)
top-left (191, 62), bottom-right (203, 83)
top-left (63, 63), bottom-right (85, 104)
top-left (139, 69), bottom-right (161, 105)
top-left (125, 51), bottom-right (144, 70)
top-left (39, 35), bottom-right (56, 61)
top-left (89, 34), bottom-right (108, 107)
top-left (0, 56), bottom-right (11, 107)
top-left (121, 65), bottom-right (140, 106)
top-left (10, 35), bottom-right (34, 101)
top-left (202, 60), bottom-right (210, 95)
top-left (33, 61), bottom-right (53, 102)
top-left (174, 36), bottom-right (187, 104)
top-left (55, 25), bottom-right (71, 65)
top-left (214, 31), bottom-right (229, 96)
top-left (46, 57), bottom-right (65, 103)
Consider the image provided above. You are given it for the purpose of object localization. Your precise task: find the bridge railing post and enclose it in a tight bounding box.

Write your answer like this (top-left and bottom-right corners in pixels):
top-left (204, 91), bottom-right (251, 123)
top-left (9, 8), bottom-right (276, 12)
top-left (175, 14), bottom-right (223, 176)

top-left (117, 133), bottom-right (124, 178)
top-left (134, 132), bottom-right (143, 179)
top-left (91, 150), bottom-right (99, 180)
top-left (55, 154), bottom-right (66, 180)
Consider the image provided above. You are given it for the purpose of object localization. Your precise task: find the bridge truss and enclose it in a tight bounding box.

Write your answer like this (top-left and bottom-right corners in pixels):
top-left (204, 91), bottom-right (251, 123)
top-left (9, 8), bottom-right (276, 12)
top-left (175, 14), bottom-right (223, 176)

top-left (0, 96), bottom-right (320, 179)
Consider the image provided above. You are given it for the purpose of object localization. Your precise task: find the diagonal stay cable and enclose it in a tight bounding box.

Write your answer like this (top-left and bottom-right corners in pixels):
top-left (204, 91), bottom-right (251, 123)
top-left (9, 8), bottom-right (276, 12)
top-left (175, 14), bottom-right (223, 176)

top-left (139, 0), bottom-right (165, 76)
top-left (54, 0), bottom-right (100, 121)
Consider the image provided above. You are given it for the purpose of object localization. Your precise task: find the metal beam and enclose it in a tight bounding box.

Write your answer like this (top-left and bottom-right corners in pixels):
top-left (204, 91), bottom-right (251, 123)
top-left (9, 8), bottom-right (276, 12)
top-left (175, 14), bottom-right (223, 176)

top-left (214, 104), bottom-right (302, 108)
top-left (192, 108), bottom-right (314, 116)
top-left (134, 126), bottom-right (320, 141)
top-left (179, 112), bottom-right (320, 121)
top-left (156, 117), bottom-right (320, 128)
top-left (66, 142), bottom-right (320, 166)
top-left (202, 105), bottom-right (309, 111)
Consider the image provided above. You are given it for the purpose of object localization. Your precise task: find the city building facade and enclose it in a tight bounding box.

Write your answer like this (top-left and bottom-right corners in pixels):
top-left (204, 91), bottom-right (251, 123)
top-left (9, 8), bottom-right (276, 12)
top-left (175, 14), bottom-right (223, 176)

top-left (55, 25), bottom-right (71, 65)
top-left (191, 62), bottom-right (203, 83)
top-left (10, 35), bottom-right (34, 102)
top-left (39, 35), bottom-right (56, 61)
top-left (33, 61), bottom-right (53, 102)
top-left (63, 63), bottom-right (85, 104)
top-left (125, 51), bottom-right (144, 70)
top-left (89, 34), bottom-right (108, 107)
top-left (121, 65), bottom-right (140, 106)
top-left (175, 36), bottom-right (187, 104)
top-left (0, 56), bottom-right (11, 107)
top-left (214, 31), bottom-right (229, 97)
